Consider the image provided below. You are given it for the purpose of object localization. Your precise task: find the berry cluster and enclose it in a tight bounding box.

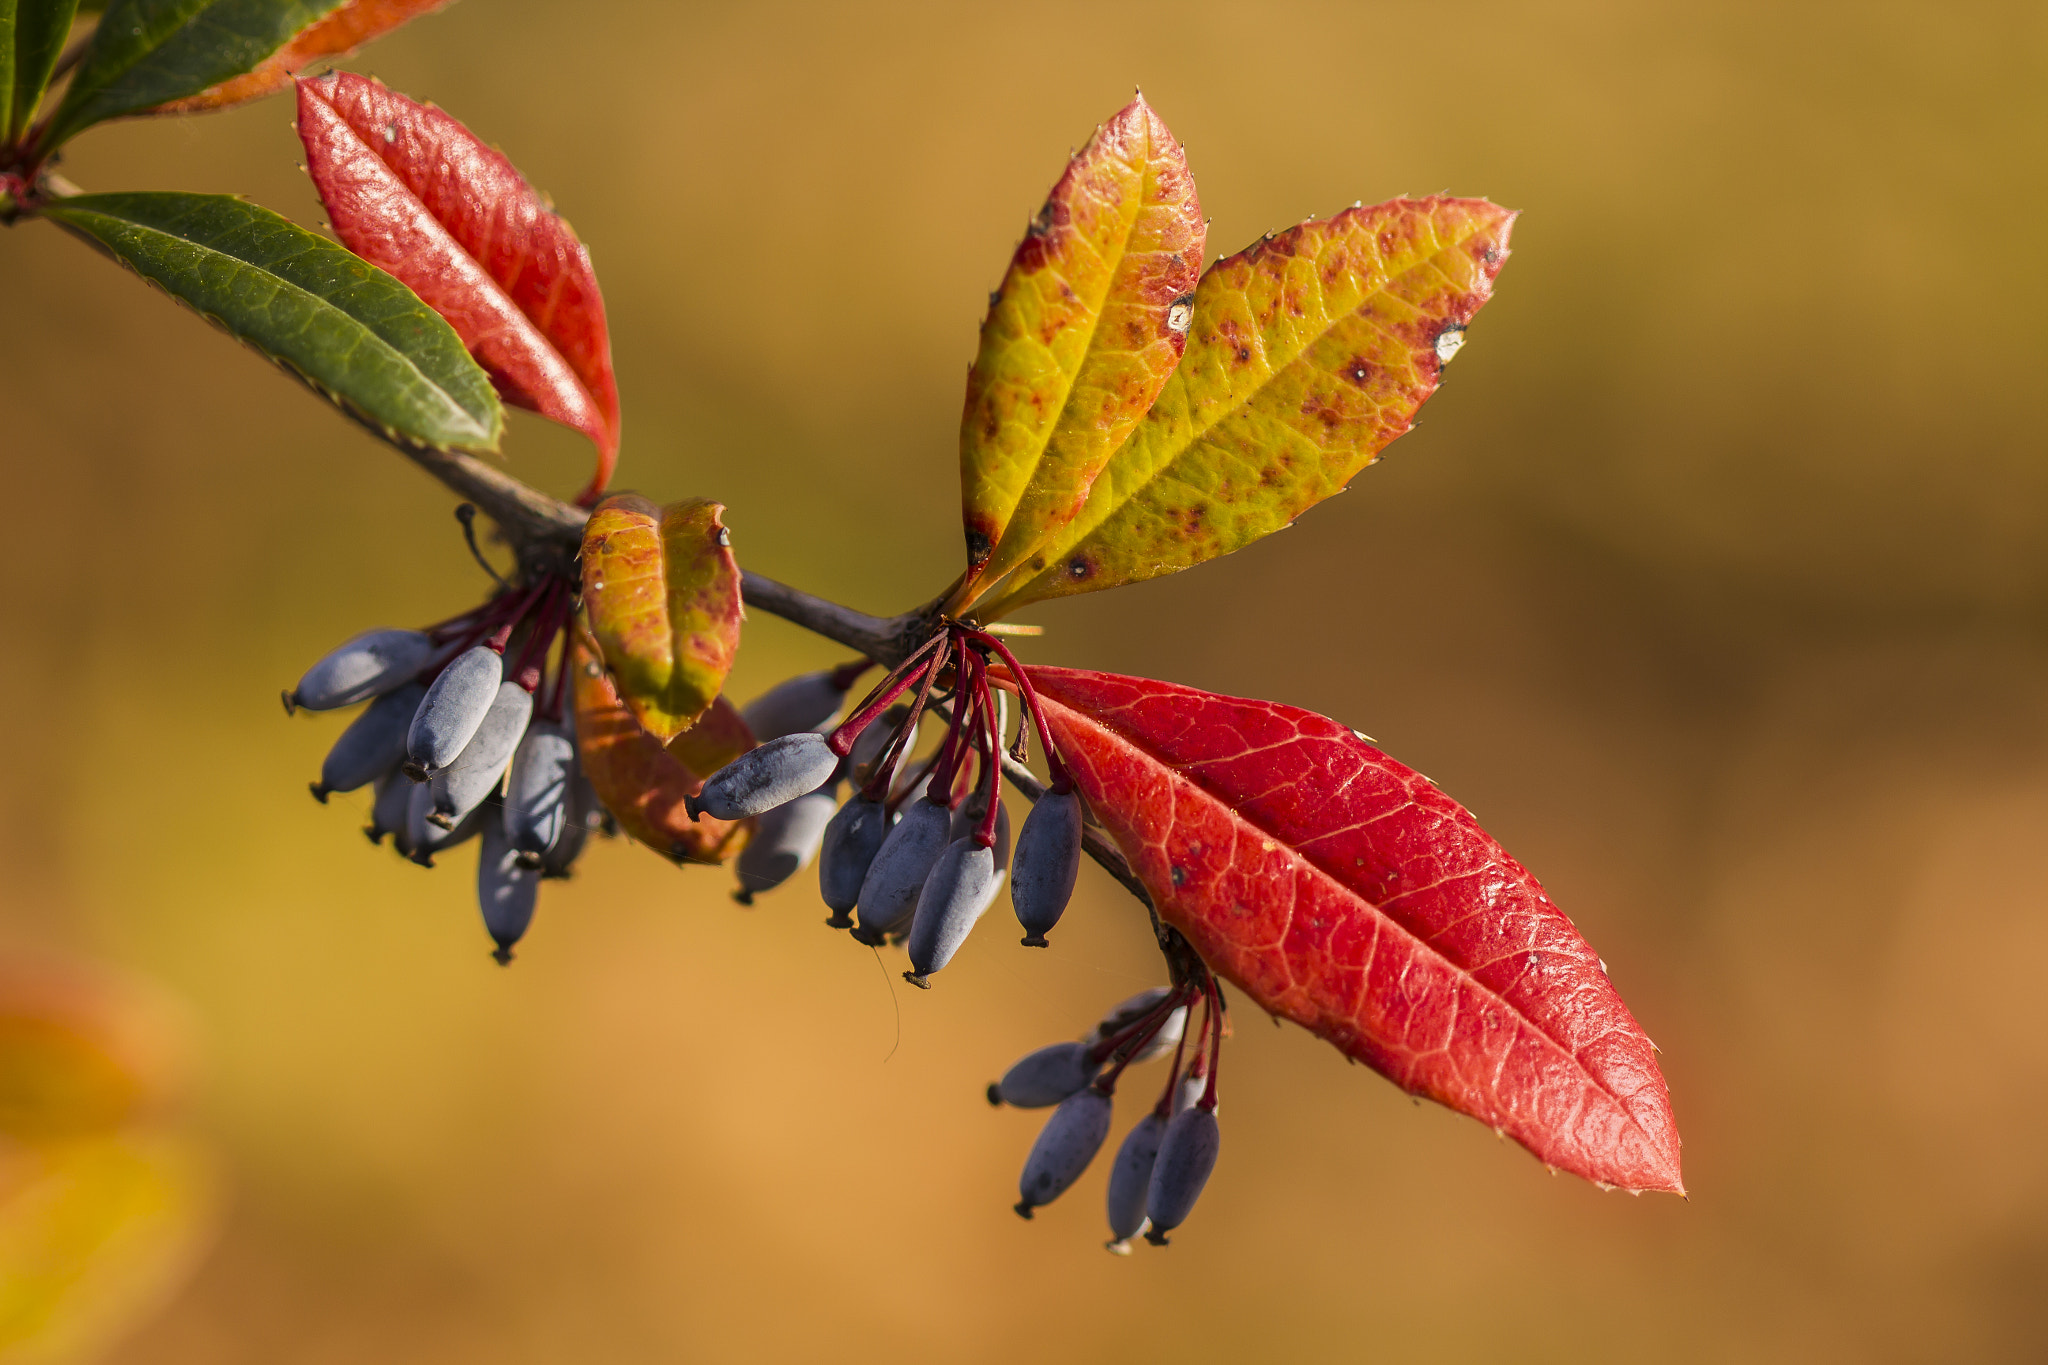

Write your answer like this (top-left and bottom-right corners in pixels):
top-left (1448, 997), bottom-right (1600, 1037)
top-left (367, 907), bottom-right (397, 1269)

top-left (286, 530), bottom-right (597, 963)
top-left (691, 621), bottom-right (1085, 985)
top-left (990, 981), bottom-right (1227, 1250)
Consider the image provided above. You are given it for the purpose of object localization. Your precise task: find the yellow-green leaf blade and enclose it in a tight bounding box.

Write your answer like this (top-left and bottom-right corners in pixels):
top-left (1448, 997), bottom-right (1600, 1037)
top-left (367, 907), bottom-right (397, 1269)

top-left (976, 197), bottom-right (1515, 617)
top-left (657, 497), bottom-right (743, 731)
top-left (579, 495), bottom-right (742, 743)
top-left (954, 94), bottom-right (1204, 605)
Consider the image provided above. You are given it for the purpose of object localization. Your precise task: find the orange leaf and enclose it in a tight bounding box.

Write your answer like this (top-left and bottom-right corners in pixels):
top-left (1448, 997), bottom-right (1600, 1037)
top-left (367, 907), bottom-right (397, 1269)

top-left (571, 636), bottom-right (751, 866)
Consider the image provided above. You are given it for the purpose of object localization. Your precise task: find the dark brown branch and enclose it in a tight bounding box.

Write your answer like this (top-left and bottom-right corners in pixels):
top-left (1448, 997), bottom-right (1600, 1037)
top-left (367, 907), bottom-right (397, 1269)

top-left (390, 445), bottom-right (936, 665)
top-left (737, 571), bottom-right (934, 670)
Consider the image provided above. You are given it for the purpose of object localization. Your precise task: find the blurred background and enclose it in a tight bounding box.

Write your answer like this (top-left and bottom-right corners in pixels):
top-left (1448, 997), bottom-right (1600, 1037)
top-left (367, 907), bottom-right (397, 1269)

top-left (2, 0), bottom-right (2045, 1359)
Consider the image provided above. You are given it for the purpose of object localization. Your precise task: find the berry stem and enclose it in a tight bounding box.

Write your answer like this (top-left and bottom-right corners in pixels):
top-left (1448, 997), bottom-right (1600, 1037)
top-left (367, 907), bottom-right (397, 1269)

top-left (829, 631), bottom-right (947, 757)
top-left (967, 629), bottom-right (1069, 791)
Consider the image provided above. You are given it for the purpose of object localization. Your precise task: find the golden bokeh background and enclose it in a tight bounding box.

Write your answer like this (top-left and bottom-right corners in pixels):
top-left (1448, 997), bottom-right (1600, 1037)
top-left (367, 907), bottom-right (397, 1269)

top-left (3, 0), bottom-right (2046, 1359)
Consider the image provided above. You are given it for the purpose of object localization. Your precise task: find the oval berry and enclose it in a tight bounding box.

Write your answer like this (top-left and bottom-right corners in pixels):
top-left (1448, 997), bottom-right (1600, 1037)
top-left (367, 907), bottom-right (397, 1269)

top-left (818, 794), bottom-right (889, 927)
top-left (686, 732), bottom-right (838, 821)
top-left (736, 785), bottom-right (839, 900)
top-left (902, 838), bottom-right (1003, 987)
top-left (477, 817), bottom-right (540, 964)
top-left (312, 681), bottom-right (425, 801)
top-left (1015, 1088), bottom-right (1112, 1219)
top-left (1105, 1112), bottom-right (1167, 1250)
top-left (287, 628), bottom-right (433, 712)
top-left (431, 681), bottom-right (533, 828)
top-left (405, 645), bottom-right (502, 775)
top-left (1143, 1106), bottom-right (1220, 1244)
top-left (740, 669), bottom-right (849, 742)
top-left (365, 768), bottom-right (413, 847)
top-left (989, 1040), bottom-right (1099, 1109)
top-left (407, 781), bottom-right (485, 867)
top-left (504, 719), bottom-right (576, 857)
top-left (1012, 788), bottom-right (1083, 946)
top-left (850, 798), bottom-right (950, 944)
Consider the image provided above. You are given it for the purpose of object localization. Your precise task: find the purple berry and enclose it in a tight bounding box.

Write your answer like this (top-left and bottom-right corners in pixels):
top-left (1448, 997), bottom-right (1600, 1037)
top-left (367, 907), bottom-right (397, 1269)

top-left (1012, 789), bottom-right (1082, 946)
top-left (312, 681), bottom-right (425, 801)
top-left (686, 732), bottom-right (838, 821)
top-left (405, 645), bottom-right (502, 775)
top-left (850, 798), bottom-right (949, 944)
top-left (1105, 1112), bottom-right (1168, 1250)
top-left (1143, 1106), bottom-right (1220, 1244)
top-left (286, 628), bottom-right (433, 712)
top-left (1015, 1088), bottom-right (1112, 1218)
top-left (990, 1041), bottom-right (1099, 1108)
top-left (431, 681), bottom-right (532, 828)
top-left (902, 837), bottom-right (1003, 986)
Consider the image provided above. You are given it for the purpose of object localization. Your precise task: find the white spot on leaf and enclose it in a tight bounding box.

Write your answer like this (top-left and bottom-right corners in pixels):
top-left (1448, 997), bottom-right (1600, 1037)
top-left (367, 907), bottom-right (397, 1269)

top-left (1434, 325), bottom-right (1466, 363)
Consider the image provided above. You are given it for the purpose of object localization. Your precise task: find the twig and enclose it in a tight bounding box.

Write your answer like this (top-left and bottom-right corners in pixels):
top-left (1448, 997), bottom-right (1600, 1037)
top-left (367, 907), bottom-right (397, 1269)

top-left (387, 444), bottom-right (936, 665)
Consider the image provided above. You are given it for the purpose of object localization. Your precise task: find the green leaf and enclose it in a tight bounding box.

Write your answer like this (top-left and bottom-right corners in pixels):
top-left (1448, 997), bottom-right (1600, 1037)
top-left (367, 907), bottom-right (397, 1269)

top-left (972, 197), bottom-right (1516, 619)
top-left (42, 190), bottom-right (502, 451)
top-left (41, 0), bottom-right (341, 147)
top-left (1, 0), bottom-right (81, 144)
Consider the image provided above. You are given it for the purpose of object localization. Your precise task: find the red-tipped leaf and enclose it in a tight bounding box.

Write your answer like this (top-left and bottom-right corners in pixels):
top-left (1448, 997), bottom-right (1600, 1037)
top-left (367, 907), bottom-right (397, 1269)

top-left (1024, 666), bottom-right (1683, 1194)
top-left (150, 1), bottom-right (455, 115)
top-left (296, 71), bottom-right (621, 503)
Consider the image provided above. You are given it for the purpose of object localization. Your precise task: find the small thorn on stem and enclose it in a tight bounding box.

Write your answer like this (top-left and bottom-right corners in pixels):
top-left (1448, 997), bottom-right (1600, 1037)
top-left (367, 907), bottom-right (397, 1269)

top-left (455, 504), bottom-right (510, 588)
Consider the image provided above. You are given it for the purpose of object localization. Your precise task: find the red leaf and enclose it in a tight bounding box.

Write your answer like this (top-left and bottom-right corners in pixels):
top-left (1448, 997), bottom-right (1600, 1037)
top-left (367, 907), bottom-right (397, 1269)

top-left (149, 2), bottom-right (456, 115)
top-left (1026, 666), bottom-right (1683, 1194)
top-left (296, 72), bottom-right (621, 503)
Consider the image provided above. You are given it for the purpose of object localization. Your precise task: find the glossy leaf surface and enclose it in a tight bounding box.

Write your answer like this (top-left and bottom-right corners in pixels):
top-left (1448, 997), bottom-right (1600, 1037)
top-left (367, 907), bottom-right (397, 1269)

top-left (975, 198), bottom-right (1515, 618)
top-left (148, 0), bottom-right (449, 113)
top-left (1025, 666), bottom-right (1682, 1193)
top-left (579, 494), bottom-right (742, 743)
top-left (570, 636), bottom-right (750, 866)
top-left (298, 71), bottom-right (621, 503)
top-left (2, 0), bottom-right (82, 144)
top-left (954, 95), bottom-right (1203, 607)
top-left (42, 190), bottom-right (502, 450)
top-left (43, 0), bottom-right (343, 147)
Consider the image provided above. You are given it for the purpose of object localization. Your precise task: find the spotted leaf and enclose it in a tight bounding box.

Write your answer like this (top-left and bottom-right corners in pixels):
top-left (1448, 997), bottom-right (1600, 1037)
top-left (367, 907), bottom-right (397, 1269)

top-left (579, 494), bottom-right (742, 743)
top-left (1024, 665), bottom-right (1682, 1194)
top-left (951, 94), bottom-right (1203, 610)
top-left (974, 198), bottom-right (1514, 617)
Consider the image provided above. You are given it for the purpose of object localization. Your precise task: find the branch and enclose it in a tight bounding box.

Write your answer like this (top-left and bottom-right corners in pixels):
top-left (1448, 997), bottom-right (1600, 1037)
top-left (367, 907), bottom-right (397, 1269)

top-left (389, 444), bottom-right (935, 666)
